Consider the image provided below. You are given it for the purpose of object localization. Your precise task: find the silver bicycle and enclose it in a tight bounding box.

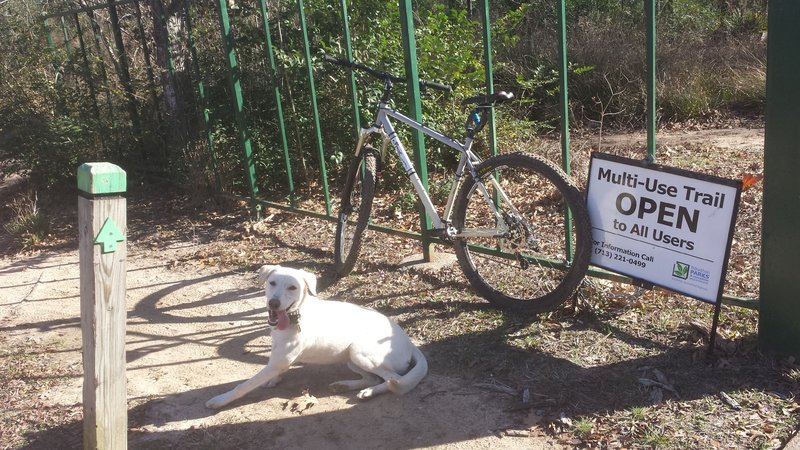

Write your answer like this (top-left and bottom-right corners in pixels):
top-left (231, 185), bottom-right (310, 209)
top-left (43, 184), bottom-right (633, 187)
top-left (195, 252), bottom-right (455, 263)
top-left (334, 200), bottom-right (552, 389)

top-left (325, 56), bottom-right (590, 313)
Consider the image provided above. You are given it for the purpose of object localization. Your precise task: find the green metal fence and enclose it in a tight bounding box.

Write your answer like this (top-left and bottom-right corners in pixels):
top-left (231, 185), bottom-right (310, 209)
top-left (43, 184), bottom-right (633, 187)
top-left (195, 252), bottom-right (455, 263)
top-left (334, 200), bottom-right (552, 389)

top-left (43, 0), bottom-right (758, 312)
top-left (204, 0), bottom-right (762, 305)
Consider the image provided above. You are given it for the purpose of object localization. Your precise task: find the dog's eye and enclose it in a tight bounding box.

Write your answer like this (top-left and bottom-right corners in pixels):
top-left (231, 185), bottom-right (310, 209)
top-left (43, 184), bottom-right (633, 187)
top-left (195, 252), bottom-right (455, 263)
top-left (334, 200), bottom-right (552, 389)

top-left (288, 285), bottom-right (298, 291)
top-left (269, 281), bottom-right (276, 286)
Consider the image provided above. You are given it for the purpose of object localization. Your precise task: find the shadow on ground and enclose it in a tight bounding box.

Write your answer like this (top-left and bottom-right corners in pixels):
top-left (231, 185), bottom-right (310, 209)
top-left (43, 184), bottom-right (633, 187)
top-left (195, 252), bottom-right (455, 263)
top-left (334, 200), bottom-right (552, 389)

top-left (11, 241), bottom-right (794, 450)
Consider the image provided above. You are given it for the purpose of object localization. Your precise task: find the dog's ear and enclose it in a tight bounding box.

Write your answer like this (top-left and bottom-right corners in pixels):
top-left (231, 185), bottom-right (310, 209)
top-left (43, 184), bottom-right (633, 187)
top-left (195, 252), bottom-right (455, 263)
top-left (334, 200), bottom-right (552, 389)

top-left (257, 265), bottom-right (280, 284)
top-left (303, 270), bottom-right (317, 297)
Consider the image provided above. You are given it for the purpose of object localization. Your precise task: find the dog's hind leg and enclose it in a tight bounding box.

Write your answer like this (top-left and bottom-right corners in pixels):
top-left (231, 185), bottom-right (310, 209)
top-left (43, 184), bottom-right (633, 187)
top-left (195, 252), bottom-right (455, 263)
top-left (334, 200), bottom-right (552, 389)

top-left (354, 366), bottom-right (402, 400)
top-left (330, 362), bottom-right (381, 392)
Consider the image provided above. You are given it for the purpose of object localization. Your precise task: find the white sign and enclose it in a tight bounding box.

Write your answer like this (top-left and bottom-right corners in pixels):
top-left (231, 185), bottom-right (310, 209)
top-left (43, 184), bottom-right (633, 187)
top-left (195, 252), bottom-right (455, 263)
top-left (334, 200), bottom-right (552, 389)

top-left (586, 153), bottom-right (742, 303)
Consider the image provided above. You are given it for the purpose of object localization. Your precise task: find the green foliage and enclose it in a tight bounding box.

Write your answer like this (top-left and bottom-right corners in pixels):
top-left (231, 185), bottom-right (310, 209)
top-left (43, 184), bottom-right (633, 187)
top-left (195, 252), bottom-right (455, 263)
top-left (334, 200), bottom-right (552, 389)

top-left (0, 0), bottom-right (768, 195)
top-left (1, 0), bottom-right (184, 190)
top-left (640, 426), bottom-right (671, 447)
top-left (571, 417), bottom-right (594, 439)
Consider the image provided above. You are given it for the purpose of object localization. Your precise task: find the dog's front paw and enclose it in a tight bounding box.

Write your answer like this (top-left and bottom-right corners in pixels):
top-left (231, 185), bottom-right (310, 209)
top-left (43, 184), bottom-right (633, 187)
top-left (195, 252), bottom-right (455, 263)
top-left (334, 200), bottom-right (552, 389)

top-left (356, 387), bottom-right (375, 400)
top-left (205, 393), bottom-right (231, 410)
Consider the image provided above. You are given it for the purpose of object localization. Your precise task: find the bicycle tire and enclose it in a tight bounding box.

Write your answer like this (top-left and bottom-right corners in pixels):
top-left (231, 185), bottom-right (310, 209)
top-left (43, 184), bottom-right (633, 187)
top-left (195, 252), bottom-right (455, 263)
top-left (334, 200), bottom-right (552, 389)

top-left (452, 152), bottom-right (591, 313)
top-left (334, 147), bottom-right (378, 276)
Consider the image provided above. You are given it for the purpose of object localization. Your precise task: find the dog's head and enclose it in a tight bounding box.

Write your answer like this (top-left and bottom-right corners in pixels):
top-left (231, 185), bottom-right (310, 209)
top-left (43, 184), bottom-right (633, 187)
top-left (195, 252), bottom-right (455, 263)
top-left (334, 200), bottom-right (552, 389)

top-left (257, 265), bottom-right (317, 330)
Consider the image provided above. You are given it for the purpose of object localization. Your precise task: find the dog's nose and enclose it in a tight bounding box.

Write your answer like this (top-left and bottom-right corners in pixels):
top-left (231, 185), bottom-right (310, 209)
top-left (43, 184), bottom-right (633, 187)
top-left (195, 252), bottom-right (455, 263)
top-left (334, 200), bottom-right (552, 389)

top-left (268, 298), bottom-right (281, 310)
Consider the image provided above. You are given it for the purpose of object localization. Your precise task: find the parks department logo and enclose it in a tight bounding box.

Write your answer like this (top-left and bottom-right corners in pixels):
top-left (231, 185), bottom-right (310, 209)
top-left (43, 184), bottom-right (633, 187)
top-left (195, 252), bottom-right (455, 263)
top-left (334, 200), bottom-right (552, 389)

top-left (672, 261), bottom-right (690, 279)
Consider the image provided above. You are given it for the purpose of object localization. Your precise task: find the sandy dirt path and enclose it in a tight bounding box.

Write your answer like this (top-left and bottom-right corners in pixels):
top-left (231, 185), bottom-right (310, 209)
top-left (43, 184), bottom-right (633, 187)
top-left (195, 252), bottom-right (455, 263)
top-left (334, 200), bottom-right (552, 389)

top-left (0, 241), bottom-right (559, 449)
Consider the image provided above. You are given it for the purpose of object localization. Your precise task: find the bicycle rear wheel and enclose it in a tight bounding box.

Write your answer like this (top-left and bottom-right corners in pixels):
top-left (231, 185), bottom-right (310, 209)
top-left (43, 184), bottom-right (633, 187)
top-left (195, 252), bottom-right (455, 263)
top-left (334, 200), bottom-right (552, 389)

top-left (334, 147), bottom-right (377, 276)
top-left (452, 152), bottom-right (591, 313)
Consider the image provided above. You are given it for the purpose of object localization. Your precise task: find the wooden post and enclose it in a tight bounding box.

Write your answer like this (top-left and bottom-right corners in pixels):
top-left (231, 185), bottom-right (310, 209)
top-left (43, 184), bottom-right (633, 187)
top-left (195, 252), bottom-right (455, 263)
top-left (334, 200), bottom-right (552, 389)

top-left (78, 162), bottom-right (127, 450)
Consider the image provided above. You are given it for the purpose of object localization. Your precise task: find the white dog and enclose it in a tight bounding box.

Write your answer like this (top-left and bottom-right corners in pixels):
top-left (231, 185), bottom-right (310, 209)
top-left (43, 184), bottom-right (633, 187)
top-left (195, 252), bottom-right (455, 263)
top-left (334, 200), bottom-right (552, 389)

top-left (205, 265), bottom-right (428, 409)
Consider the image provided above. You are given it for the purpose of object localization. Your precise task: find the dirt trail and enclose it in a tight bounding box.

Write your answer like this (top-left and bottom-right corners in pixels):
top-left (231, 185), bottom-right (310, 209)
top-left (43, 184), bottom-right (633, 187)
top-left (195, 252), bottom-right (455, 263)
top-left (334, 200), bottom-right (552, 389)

top-left (591, 127), bottom-right (763, 151)
top-left (0, 242), bottom-right (558, 449)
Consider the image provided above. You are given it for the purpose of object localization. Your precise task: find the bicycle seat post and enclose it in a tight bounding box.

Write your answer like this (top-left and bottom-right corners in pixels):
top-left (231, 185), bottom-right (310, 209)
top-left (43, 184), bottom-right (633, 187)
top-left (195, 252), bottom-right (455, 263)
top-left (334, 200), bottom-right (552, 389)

top-left (465, 106), bottom-right (489, 140)
top-left (380, 77), bottom-right (393, 104)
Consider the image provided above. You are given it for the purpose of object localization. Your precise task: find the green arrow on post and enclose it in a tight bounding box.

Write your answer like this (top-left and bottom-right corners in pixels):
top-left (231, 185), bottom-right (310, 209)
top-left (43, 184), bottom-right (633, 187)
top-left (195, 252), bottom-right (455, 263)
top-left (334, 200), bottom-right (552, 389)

top-left (94, 217), bottom-right (125, 253)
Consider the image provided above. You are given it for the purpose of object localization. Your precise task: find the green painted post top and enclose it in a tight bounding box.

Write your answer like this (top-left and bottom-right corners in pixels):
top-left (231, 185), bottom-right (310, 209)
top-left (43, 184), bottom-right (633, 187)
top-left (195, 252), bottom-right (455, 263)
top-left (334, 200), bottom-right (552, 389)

top-left (77, 162), bottom-right (127, 195)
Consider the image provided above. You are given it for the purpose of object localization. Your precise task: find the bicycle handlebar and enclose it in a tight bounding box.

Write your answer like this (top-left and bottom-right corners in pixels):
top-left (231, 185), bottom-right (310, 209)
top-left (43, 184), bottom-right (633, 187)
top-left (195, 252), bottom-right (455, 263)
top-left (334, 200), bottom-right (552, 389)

top-left (323, 55), bottom-right (452, 93)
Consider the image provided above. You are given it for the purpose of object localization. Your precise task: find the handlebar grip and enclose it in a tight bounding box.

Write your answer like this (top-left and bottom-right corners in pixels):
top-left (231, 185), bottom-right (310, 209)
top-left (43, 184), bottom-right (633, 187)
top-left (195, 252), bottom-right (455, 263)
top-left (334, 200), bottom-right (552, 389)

top-left (420, 79), bottom-right (452, 92)
top-left (323, 55), bottom-right (352, 68)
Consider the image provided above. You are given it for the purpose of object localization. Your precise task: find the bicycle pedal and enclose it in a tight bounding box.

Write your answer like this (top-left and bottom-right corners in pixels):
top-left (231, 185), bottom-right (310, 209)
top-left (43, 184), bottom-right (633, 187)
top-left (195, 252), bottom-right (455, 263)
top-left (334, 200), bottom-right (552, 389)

top-left (515, 252), bottom-right (530, 270)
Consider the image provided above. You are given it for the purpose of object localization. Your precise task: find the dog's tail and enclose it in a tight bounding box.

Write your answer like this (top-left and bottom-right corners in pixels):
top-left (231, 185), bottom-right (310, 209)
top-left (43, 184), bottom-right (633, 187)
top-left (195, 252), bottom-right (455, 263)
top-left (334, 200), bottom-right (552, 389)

top-left (387, 346), bottom-right (428, 395)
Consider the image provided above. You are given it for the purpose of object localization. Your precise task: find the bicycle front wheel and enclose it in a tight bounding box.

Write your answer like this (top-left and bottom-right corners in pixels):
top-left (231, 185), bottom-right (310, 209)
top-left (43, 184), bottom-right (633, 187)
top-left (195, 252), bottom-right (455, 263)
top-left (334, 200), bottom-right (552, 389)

top-left (452, 152), bottom-right (591, 313)
top-left (334, 147), bottom-right (377, 276)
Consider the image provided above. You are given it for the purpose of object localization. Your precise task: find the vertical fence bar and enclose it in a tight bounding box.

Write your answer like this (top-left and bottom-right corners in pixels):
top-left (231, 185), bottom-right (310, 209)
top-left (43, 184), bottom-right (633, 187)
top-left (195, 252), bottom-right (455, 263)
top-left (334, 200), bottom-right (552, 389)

top-left (78, 162), bottom-right (128, 450)
top-left (480, 0), bottom-right (496, 157)
top-left (59, 16), bottom-right (75, 115)
top-left (159, 6), bottom-right (176, 78)
top-left (258, 0), bottom-right (296, 207)
top-left (73, 13), bottom-right (106, 149)
top-left (133, 0), bottom-right (164, 129)
top-left (186, 3), bottom-right (222, 192)
top-left (216, 0), bottom-right (260, 215)
top-left (297, 0), bottom-right (332, 216)
top-left (340, 0), bottom-right (361, 135)
top-left (108, 1), bottom-right (145, 158)
top-left (87, 9), bottom-right (116, 130)
top-left (556, 0), bottom-right (570, 177)
top-left (645, 0), bottom-right (657, 161)
top-left (556, 0), bottom-right (574, 260)
top-left (44, 18), bottom-right (66, 114)
top-left (399, 0), bottom-right (433, 261)
top-left (44, 18), bottom-right (59, 72)
top-left (759, 0), bottom-right (800, 357)
top-left (60, 16), bottom-right (74, 61)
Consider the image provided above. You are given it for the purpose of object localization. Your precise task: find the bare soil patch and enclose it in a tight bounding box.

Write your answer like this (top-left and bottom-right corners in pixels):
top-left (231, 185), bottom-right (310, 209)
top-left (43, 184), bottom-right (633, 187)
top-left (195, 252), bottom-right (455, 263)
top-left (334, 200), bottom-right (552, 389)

top-left (1, 126), bottom-right (798, 449)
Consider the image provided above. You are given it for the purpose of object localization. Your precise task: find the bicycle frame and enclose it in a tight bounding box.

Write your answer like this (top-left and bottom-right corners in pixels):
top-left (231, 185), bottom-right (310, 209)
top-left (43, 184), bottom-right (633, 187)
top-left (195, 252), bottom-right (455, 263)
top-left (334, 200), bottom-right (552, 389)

top-left (353, 100), bottom-right (514, 239)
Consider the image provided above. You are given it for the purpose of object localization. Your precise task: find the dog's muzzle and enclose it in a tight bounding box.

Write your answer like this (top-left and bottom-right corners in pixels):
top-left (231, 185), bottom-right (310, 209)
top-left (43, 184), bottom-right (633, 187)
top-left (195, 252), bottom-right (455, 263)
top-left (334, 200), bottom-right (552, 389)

top-left (267, 309), bottom-right (280, 326)
top-left (267, 299), bottom-right (299, 331)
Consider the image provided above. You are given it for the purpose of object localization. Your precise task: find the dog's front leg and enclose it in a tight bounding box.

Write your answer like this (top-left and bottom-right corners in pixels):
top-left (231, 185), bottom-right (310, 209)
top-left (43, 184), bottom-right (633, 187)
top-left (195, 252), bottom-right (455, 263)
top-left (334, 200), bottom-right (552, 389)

top-left (205, 361), bottom-right (289, 409)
